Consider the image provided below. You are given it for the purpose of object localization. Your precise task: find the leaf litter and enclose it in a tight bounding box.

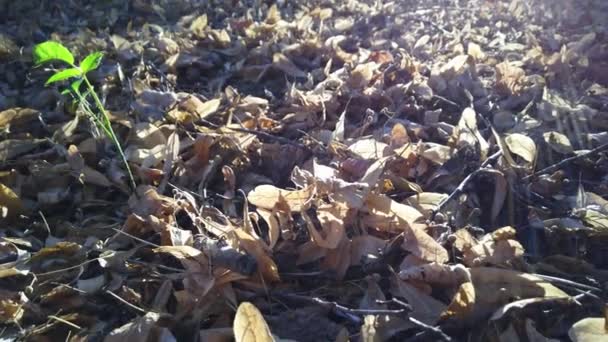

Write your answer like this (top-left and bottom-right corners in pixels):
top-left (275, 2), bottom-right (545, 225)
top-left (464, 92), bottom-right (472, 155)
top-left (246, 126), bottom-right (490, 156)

top-left (1, 0), bottom-right (608, 341)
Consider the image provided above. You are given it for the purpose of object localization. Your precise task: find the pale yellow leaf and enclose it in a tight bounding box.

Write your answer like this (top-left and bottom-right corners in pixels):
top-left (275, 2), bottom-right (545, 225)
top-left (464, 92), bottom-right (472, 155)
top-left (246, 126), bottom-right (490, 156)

top-left (569, 317), bottom-right (608, 342)
top-left (233, 302), bottom-right (275, 342)
top-left (505, 133), bottom-right (537, 163)
top-left (0, 183), bottom-right (23, 219)
top-left (543, 131), bottom-right (573, 154)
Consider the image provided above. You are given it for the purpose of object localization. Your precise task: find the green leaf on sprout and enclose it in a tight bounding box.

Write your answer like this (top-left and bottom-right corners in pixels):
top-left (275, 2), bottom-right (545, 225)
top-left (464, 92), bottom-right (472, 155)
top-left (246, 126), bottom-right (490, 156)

top-left (60, 78), bottom-right (84, 97)
top-left (45, 68), bottom-right (81, 85)
top-left (33, 41), bottom-right (75, 66)
top-left (79, 51), bottom-right (103, 74)
top-left (70, 78), bottom-right (84, 96)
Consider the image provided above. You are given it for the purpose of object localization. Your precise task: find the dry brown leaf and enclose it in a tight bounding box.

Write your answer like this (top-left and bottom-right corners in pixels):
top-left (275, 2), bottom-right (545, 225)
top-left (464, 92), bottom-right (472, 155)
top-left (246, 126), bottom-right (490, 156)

top-left (296, 241), bottom-right (326, 265)
top-left (196, 98), bottom-right (222, 120)
top-left (256, 208), bottom-right (280, 249)
top-left (321, 236), bottom-right (351, 280)
top-left (495, 61), bottom-right (526, 95)
top-left (364, 193), bottom-right (423, 228)
top-left (348, 62), bottom-right (377, 89)
top-left (234, 228), bottom-right (280, 283)
top-left (470, 267), bottom-right (569, 316)
top-left (302, 203), bottom-right (347, 249)
top-left (153, 246), bottom-right (215, 298)
top-left (440, 282), bottom-right (476, 320)
top-left (405, 192), bottom-right (448, 216)
top-left (462, 227), bottom-right (524, 266)
top-left (467, 42), bottom-right (485, 62)
top-left (233, 302), bottom-right (275, 342)
top-left (0, 290), bottom-right (26, 324)
top-left (390, 123), bottom-right (410, 148)
top-left (400, 223), bottom-right (449, 263)
top-left (391, 275), bottom-right (447, 325)
top-left (190, 14), bottom-right (208, 37)
top-left (131, 122), bottom-right (167, 149)
top-left (247, 184), bottom-right (315, 212)
top-left (363, 194), bottom-right (447, 262)
top-left (348, 139), bottom-right (391, 160)
top-left (265, 4), bottom-right (281, 25)
top-left (441, 54), bottom-right (472, 78)
top-left (450, 229), bottom-right (478, 253)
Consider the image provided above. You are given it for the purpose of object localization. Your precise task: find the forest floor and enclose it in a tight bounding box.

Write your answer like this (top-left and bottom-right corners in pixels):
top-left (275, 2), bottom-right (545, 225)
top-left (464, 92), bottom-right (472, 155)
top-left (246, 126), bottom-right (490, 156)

top-left (1, 0), bottom-right (608, 341)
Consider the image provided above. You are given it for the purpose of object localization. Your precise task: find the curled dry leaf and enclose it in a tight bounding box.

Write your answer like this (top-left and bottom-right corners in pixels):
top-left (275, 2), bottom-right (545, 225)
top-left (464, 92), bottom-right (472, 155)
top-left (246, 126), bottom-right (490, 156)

top-left (234, 302), bottom-right (275, 342)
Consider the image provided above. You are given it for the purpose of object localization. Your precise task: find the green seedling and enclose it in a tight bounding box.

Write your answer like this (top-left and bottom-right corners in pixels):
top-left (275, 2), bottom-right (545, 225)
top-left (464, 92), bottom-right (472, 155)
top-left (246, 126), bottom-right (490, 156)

top-left (33, 41), bottom-right (136, 191)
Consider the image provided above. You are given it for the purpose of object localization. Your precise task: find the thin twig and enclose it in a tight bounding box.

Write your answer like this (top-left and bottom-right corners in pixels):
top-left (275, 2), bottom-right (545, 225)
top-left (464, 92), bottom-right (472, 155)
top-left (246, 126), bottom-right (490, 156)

top-left (273, 292), bottom-right (412, 317)
top-left (531, 273), bottom-right (601, 293)
top-left (200, 118), bottom-right (310, 150)
top-left (409, 316), bottom-right (452, 341)
top-left (433, 151), bottom-right (502, 217)
top-left (110, 227), bottom-right (161, 248)
top-left (106, 290), bottom-right (147, 314)
top-left (48, 315), bottom-right (82, 330)
top-left (523, 142), bottom-right (608, 180)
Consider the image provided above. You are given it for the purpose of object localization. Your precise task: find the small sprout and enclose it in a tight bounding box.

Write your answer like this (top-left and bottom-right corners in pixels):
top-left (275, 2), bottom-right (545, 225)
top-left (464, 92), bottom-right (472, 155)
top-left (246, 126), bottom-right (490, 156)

top-left (32, 41), bottom-right (136, 191)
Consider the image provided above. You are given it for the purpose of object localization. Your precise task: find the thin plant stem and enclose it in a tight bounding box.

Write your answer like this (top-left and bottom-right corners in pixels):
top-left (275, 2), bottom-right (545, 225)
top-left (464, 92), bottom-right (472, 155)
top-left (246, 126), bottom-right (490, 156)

top-left (82, 76), bottom-right (137, 191)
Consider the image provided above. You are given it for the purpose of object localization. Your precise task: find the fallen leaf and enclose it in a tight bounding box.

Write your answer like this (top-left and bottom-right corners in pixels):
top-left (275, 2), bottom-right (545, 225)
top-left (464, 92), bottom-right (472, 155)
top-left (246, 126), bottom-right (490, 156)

top-left (440, 281), bottom-right (476, 320)
top-left (233, 302), bottom-right (275, 342)
top-left (505, 133), bottom-right (537, 163)
top-left (543, 131), bottom-right (573, 154)
top-left (569, 317), bottom-right (608, 342)
top-left (247, 184), bottom-right (315, 213)
top-left (0, 183), bottom-right (24, 219)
